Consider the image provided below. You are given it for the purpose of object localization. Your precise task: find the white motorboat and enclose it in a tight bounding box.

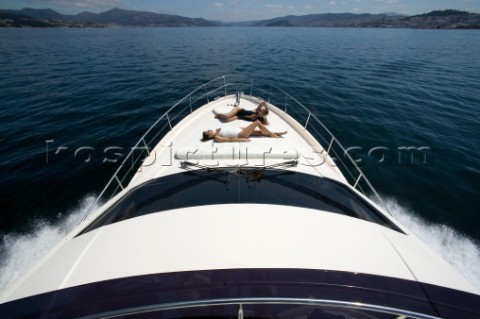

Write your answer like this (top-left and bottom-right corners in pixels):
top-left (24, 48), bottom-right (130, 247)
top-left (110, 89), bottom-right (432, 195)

top-left (1, 76), bottom-right (479, 318)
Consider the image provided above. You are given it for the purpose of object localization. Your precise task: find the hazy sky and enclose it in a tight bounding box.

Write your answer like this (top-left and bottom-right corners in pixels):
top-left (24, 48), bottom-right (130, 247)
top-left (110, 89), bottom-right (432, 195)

top-left (2, 0), bottom-right (479, 21)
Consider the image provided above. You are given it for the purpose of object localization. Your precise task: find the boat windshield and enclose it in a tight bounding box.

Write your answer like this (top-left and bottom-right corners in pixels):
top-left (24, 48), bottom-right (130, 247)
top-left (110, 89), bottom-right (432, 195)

top-left (78, 168), bottom-right (402, 236)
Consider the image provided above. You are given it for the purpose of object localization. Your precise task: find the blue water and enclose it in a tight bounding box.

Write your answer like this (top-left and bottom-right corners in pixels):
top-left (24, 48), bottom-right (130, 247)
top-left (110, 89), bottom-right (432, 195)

top-left (1, 27), bottom-right (479, 290)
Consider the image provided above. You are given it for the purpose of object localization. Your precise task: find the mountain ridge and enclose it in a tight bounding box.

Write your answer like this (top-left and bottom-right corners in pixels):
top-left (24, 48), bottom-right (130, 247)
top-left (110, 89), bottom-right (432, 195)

top-left (253, 12), bottom-right (405, 27)
top-left (0, 7), bottom-right (221, 27)
top-left (254, 10), bottom-right (480, 28)
top-left (1, 7), bottom-right (479, 29)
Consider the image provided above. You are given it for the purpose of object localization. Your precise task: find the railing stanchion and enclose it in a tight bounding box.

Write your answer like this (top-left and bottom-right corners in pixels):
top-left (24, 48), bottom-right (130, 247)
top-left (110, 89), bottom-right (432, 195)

top-left (166, 113), bottom-right (172, 130)
top-left (327, 137), bottom-right (334, 155)
top-left (284, 94), bottom-right (287, 112)
top-left (304, 113), bottom-right (311, 129)
top-left (205, 85), bottom-right (209, 103)
top-left (354, 174), bottom-right (363, 189)
top-left (115, 175), bottom-right (124, 190)
top-left (142, 138), bottom-right (150, 155)
top-left (268, 84), bottom-right (272, 102)
top-left (250, 78), bottom-right (253, 96)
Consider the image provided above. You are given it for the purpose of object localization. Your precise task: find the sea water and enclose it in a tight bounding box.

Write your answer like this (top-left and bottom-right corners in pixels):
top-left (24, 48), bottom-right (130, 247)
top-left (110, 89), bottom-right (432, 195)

top-left (0, 27), bottom-right (479, 291)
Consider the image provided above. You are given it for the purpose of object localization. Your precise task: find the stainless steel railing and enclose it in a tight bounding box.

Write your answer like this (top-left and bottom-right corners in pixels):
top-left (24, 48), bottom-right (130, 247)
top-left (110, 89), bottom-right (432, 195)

top-left (78, 297), bottom-right (442, 319)
top-left (246, 79), bottom-right (391, 215)
top-left (81, 75), bottom-right (390, 222)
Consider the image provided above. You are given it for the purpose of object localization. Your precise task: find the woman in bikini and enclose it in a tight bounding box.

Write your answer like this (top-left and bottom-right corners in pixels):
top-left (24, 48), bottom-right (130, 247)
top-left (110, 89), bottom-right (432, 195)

top-left (202, 120), bottom-right (286, 143)
top-left (215, 101), bottom-right (269, 125)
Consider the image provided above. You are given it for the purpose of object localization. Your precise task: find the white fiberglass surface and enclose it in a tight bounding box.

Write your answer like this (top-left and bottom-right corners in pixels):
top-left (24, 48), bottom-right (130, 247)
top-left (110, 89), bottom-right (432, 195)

top-left (3, 205), bottom-right (477, 302)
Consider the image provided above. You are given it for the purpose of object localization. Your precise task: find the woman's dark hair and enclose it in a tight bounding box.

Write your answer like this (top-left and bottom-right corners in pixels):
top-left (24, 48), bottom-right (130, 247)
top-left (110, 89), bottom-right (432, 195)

top-left (202, 131), bottom-right (211, 142)
top-left (256, 102), bottom-right (269, 124)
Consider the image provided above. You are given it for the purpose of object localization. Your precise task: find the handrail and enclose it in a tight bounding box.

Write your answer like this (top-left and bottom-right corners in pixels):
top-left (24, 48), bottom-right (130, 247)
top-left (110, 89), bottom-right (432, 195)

top-left (248, 80), bottom-right (391, 215)
top-left (81, 75), bottom-right (390, 222)
top-left (78, 297), bottom-right (442, 319)
top-left (81, 75), bottom-right (228, 221)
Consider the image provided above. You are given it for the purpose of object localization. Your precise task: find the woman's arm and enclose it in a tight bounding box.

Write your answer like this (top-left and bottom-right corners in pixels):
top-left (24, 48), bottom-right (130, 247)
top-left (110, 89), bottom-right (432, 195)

top-left (245, 113), bottom-right (269, 125)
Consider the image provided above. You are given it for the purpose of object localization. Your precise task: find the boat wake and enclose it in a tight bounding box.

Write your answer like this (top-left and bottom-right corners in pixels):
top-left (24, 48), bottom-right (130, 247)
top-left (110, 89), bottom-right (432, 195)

top-left (1, 196), bottom-right (479, 293)
top-left (384, 198), bottom-right (480, 291)
top-left (0, 196), bottom-right (98, 293)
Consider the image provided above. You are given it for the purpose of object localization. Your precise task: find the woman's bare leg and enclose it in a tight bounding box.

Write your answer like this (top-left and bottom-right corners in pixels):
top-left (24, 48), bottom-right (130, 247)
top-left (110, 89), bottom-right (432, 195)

top-left (222, 116), bottom-right (238, 123)
top-left (215, 106), bottom-right (242, 120)
top-left (250, 130), bottom-right (287, 137)
top-left (238, 120), bottom-right (285, 138)
top-left (237, 120), bottom-right (260, 138)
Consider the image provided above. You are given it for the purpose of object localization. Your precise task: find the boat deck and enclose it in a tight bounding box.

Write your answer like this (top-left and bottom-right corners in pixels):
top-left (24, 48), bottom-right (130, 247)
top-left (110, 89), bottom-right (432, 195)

top-left (129, 95), bottom-right (347, 188)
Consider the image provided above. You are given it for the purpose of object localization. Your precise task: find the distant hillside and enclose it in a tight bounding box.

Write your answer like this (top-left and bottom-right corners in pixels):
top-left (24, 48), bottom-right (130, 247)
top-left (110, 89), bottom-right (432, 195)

top-left (255, 10), bottom-right (480, 29)
top-left (253, 13), bottom-right (405, 27)
top-left (71, 8), bottom-right (220, 26)
top-left (399, 10), bottom-right (480, 29)
top-left (0, 11), bottom-right (53, 27)
top-left (411, 9), bottom-right (470, 18)
top-left (14, 8), bottom-right (66, 20)
top-left (0, 10), bottom-right (85, 27)
top-left (1, 8), bottom-right (479, 28)
top-left (0, 7), bottom-right (221, 27)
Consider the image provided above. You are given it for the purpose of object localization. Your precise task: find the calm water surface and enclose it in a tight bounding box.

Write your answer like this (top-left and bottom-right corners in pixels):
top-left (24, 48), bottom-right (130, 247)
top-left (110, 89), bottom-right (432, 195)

top-left (0, 27), bottom-right (479, 289)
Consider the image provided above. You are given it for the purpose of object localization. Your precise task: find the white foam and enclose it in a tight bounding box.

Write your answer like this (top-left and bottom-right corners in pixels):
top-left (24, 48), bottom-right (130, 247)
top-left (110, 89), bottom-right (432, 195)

top-left (0, 196), bottom-right (98, 293)
top-left (383, 198), bottom-right (480, 290)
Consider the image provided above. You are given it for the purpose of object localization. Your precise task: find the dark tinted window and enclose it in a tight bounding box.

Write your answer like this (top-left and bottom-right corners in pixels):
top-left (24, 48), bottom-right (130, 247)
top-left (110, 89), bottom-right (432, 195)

top-left (78, 169), bottom-right (402, 236)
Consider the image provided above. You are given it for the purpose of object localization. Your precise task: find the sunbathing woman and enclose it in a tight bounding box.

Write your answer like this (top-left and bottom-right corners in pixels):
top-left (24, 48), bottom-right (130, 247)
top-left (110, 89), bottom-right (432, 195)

top-left (215, 101), bottom-right (269, 125)
top-left (202, 120), bottom-right (287, 143)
